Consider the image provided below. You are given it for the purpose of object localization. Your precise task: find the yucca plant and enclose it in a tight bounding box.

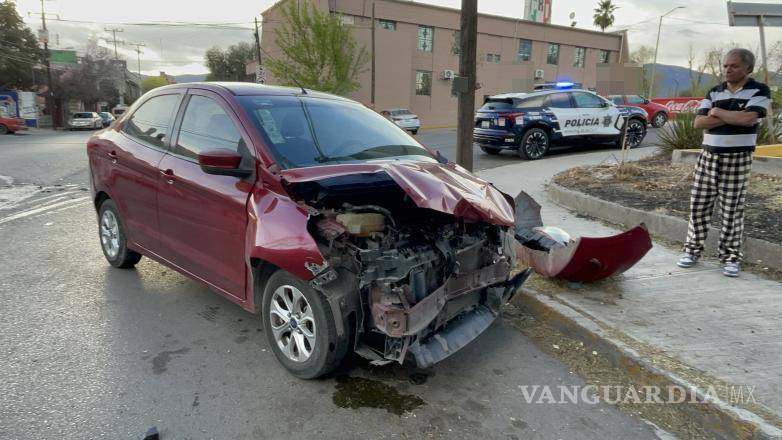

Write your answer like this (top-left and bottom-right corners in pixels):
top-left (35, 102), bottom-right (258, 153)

top-left (757, 119), bottom-right (782, 145)
top-left (657, 112), bottom-right (703, 156)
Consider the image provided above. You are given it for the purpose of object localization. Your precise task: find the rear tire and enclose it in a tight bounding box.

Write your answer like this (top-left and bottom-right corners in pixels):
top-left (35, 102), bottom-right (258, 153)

top-left (518, 128), bottom-right (550, 160)
top-left (98, 199), bottom-right (141, 268)
top-left (262, 270), bottom-right (349, 379)
top-left (411, 129), bottom-right (418, 135)
top-left (480, 145), bottom-right (502, 155)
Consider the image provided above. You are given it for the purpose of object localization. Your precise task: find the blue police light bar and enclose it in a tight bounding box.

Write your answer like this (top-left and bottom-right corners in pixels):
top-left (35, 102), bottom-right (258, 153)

top-left (555, 82), bottom-right (575, 89)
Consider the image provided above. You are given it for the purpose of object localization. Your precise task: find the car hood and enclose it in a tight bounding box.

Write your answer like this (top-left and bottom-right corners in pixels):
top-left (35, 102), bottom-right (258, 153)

top-left (279, 161), bottom-right (515, 227)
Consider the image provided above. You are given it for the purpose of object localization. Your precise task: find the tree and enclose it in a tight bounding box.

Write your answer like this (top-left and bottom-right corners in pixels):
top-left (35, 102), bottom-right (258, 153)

top-left (0, 1), bottom-right (43, 89)
top-left (142, 75), bottom-right (169, 93)
top-left (205, 42), bottom-right (255, 81)
top-left (630, 45), bottom-right (655, 66)
top-left (51, 54), bottom-right (122, 109)
top-left (266, 1), bottom-right (370, 95)
top-left (593, 0), bottom-right (619, 32)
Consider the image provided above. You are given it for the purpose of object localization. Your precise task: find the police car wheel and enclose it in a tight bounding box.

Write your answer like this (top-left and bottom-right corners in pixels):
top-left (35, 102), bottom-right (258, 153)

top-left (625, 119), bottom-right (646, 148)
top-left (519, 128), bottom-right (549, 160)
top-left (480, 145), bottom-right (502, 155)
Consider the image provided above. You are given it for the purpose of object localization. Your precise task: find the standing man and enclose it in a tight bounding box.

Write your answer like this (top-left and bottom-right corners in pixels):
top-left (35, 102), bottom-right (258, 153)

top-left (677, 48), bottom-right (771, 277)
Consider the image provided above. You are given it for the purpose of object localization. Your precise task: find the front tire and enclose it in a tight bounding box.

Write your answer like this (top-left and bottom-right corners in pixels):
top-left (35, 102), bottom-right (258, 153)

top-left (651, 112), bottom-right (668, 128)
top-left (518, 128), bottom-right (550, 160)
top-left (0, 124), bottom-right (8, 135)
top-left (262, 270), bottom-right (348, 379)
top-left (98, 199), bottom-right (141, 268)
top-left (624, 118), bottom-right (647, 149)
top-left (411, 129), bottom-right (418, 135)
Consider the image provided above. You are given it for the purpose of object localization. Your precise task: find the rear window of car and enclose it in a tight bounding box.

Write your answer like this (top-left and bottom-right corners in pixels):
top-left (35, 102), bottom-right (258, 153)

top-left (517, 95), bottom-right (546, 108)
top-left (479, 99), bottom-right (513, 111)
top-left (73, 113), bottom-right (93, 118)
top-left (390, 109), bottom-right (412, 116)
top-left (238, 96), bottom-right (434, 169)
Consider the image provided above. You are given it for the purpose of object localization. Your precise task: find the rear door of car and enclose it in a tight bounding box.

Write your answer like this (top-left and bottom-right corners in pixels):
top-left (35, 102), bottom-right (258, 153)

top-left (155, 89), bottom-right (254, 300)
top-left (106, 92), bottom-right (183, 252)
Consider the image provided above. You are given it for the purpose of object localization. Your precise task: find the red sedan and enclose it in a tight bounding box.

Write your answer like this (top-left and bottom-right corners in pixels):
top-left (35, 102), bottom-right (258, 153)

top-left (0, 114), bottom-right (29, 134)
top-left (607, 94), bottom-right (671, 128)
top-left (87, 82), bottom-right (529, 378)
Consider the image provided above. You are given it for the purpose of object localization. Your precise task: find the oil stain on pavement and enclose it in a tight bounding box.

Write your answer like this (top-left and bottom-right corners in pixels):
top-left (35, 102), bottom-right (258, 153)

top-left (151, 347), bottom-right (191, 374)
top-left (332, 375), bottom-right (425, 415)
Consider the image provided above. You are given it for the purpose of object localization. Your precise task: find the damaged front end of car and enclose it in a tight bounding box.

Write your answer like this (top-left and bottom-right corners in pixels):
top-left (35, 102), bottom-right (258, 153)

top-left (280, 162), bottom-right (532, 368)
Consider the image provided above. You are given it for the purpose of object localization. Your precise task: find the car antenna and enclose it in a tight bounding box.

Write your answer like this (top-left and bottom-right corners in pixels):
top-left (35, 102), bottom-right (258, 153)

top-left (290, 76), bottom-right (307, 95)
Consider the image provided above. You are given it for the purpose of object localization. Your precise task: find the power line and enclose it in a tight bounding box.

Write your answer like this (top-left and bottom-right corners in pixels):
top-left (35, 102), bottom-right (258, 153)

top-left (45, 17), bottom-right (254, 30)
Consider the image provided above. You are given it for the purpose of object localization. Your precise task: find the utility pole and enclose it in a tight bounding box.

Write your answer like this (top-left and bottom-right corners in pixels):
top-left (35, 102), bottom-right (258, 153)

top-left (456, 0), bottom-right (477, 171)
top-left (649, 6), bottom-right (685, 98)
top-left (371, 2), bottom-right (376, 106)
top-left (128, 42), bottom-right (145, 77)
top-left (253, 17), bottom-right (264, 83)
top-left (104, 27), bottom-right (124, 60)
top-left (35, 0), bottom-right (56, 129)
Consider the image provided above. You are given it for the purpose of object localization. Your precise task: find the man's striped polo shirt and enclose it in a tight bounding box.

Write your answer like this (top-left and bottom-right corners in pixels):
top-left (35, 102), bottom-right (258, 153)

top-left (696, 78), bottom-right (771, 153)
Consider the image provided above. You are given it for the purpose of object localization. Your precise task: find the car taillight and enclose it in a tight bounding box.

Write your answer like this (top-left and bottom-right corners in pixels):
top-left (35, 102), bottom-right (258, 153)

top-left (506, 112), bottom-right (525, 126)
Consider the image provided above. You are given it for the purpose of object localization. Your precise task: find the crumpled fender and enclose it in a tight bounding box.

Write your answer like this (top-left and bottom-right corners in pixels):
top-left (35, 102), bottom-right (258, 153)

top-left (514, 191), bottom-right (652, 283)
top-left (245, 188), bottom-right (326, 281)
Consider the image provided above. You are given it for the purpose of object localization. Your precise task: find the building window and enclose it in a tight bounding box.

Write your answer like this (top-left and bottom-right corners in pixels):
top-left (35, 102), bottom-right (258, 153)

top-left (417, 26), bottom-right (434, 52)
top-left (339, 14), bottom-right (354, 25)
top-left (415, 70), bottom-right (432, 96)
top-left (547, 43), bottom-right (559, 65)
top-left (452, 30), bottom-right (460, 55)
top-left (486, 53), bottom-right (501, 63)
top-left (377, 19), bottom-right (396, 30)
top-left (517, 39), bottom-right (532, 62)
top-left (573, 47), bottom-right (586, 68)
top-left (598, 49), bottom-right (610, 64)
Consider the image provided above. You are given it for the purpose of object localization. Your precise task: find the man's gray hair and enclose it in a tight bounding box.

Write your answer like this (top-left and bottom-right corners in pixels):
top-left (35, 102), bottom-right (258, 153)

top-left (726, 48), bottom-right (756, 72)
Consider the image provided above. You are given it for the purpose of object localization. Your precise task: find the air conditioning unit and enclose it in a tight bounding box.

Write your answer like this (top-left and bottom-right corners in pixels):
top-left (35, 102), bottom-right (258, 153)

top-left (534, 69), bottom-right (545, 79)
top-left (442, 69), bottom-right (455, 80)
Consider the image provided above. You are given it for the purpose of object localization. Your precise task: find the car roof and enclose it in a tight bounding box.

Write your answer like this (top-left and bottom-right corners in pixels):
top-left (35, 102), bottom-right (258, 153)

top-left (152, 82), bottom-right (355, 103)
top-left (488, 88), bottom-right (595, 100)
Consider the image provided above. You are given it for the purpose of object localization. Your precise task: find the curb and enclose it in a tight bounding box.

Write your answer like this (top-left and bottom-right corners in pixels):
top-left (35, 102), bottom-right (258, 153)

top-left (546, 182), bottom-right (782, 271)
top-left (518, 288), bottom-right (782, 440)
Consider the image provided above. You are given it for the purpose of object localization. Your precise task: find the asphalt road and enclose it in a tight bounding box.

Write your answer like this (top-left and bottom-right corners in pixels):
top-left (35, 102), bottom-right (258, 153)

top-left (0, 129), bottom-right (668, 439)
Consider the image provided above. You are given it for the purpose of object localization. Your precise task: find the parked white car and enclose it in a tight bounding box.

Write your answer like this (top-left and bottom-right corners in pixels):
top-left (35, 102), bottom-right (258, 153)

top-left (68, 112), bottom-right (103, 130)
top-left (381, 108), bottom-right (421, 134)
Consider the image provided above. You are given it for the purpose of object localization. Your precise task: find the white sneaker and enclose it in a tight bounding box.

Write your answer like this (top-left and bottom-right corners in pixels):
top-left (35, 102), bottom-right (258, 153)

top-left (722, 262), bottom-right (740, 278)
top-left (677, 254), bottom-right (700, 268)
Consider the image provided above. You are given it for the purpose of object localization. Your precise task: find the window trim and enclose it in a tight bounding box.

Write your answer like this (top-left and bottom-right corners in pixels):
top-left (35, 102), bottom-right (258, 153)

top-left (517, 39), bottom-right (532, 62)
top-left (377, 19), bottom-right (396, 30)
top-left (168, 89), bottom-right (254, 165)
top-left (547, 43), bottom-right (560, 66)
top-left (598, 49), bottom-right (610, 64)
top-left (120, 91), bottom-right (184, 153)
top-left (415, 70), bottom-right (432, 96)
top-left (573, 47), bottom-right (586, 69)
top-left (417, 25), bottom-right (434, 52)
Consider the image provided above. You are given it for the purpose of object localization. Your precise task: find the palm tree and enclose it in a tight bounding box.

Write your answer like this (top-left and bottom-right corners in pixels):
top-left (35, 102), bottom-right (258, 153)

top-left (593, 0), bottom-right (619, 32)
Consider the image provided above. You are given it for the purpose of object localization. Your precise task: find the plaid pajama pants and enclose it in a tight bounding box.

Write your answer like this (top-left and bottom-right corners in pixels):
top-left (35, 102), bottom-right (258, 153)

top-left (683, 150), bottom-right (753, 263)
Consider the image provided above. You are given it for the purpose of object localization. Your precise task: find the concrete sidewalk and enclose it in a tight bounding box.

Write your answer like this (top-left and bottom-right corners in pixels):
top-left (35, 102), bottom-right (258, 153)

top-left (477, 148), bottom-right (782, 439)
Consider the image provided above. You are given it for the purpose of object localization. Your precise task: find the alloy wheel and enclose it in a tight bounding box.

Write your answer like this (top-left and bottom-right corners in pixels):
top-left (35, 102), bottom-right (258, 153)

top-left (100, 210), bottom-right (120, 259)
top-left (269, 285), bottom-right (317, 363)
top-left (524, 131), bottom-right (548, 159)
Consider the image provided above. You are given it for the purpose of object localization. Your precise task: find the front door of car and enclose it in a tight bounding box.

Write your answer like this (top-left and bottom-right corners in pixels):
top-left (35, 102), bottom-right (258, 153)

top-left (572, 92), bottom-right (622, 137)
top-left (544, 92), bottom-right (582, 139)
top-left (156, 90), bottom-right (254, 300)
top-left (109, 92), bottom-right (183, 253)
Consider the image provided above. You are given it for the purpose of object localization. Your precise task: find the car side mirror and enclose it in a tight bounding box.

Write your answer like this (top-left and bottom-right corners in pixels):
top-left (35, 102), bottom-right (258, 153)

top-left (643, 99), bottom-right (650, 104)
top-left (198, 149), bottom-right (252, 178)
top-left (601, 101), bottom-right (610, 108)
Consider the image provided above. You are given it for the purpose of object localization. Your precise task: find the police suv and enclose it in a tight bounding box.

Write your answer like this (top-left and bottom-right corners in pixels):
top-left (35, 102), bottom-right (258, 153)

top-left (473, 87), bottom-right (648, 160)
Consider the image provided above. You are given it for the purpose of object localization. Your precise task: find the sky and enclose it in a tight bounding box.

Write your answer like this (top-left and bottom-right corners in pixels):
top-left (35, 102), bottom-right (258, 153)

top-left (11, 0), bottom-right (782, 76)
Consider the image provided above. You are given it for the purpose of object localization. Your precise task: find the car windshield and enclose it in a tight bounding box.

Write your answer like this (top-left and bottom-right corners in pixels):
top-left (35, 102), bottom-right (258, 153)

top-left (479, 99), bottom-right (513, 111)
top-left (238, 96), bottom-right (434, 168)
top-left (99, 112), bottom-right (111, 118)
top-left (390, 109), bottom-right (411, 116)
top-left (73, 113), bottom-right (93, 118)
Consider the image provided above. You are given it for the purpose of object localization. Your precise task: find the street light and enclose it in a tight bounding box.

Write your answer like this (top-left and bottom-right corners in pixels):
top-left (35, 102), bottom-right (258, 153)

top-left (648, 6), bottom-right (685, 98)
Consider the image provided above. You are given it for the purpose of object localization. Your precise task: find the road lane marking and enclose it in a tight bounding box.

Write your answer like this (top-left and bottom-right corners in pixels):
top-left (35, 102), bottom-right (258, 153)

top-left (0, 196), bottom-right (89, 225)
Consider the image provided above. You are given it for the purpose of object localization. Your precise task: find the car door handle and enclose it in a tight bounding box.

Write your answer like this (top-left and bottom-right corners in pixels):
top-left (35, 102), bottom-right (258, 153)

top-left (161, 169), bottom-right (175, 185)
top-left (107, 151), bottom-right (118, 164)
